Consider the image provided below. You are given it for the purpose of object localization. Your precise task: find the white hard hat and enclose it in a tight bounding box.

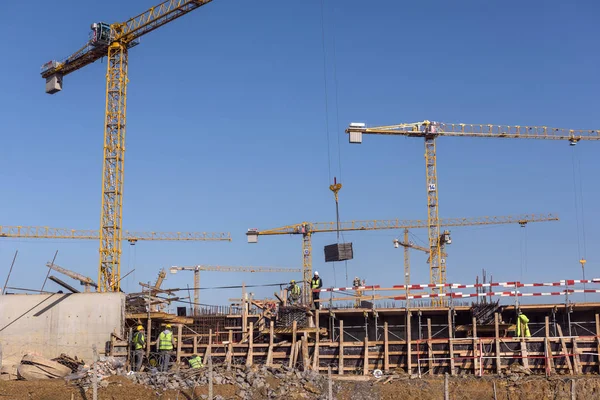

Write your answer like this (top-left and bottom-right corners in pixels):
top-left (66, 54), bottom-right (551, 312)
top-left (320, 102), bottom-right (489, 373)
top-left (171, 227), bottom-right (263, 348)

top-left (314, 271), bottom-right (319, 275)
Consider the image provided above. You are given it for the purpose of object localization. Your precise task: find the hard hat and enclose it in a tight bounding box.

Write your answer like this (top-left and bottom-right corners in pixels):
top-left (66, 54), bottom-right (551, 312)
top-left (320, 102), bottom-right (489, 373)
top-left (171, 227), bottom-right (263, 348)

top-left (314, 271), bottom-right (319, 276)
top-left (165, 324), bottom-right (172, 329)
top-left (290, 280), bottom-right (295, 284)
top-left (137, 325), bottom-right (144, 331)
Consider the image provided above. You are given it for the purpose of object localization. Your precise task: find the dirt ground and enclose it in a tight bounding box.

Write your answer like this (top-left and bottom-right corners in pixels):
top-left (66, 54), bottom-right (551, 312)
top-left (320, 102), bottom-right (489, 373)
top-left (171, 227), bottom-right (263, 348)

top-left (2, 374), bottom-right (600, 400)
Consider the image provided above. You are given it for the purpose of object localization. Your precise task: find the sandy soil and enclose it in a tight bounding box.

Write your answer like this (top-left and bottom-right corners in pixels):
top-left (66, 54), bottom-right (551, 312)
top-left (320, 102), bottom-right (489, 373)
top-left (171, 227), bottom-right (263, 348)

top-left (2, 374), bottom-right (600, 400)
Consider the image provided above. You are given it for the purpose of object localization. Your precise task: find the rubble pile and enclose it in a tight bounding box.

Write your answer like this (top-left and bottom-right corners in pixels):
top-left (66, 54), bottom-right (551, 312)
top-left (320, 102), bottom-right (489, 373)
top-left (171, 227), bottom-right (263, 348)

top-left (74, 363), bottom-right (334, 399)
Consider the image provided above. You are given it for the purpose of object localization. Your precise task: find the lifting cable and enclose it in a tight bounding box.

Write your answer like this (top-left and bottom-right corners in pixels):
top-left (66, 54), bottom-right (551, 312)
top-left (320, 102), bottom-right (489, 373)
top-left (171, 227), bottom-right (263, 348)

top-left (320, 0), bottom-right (346, 286)
top-left (571, 146), bottom-right (587, 295)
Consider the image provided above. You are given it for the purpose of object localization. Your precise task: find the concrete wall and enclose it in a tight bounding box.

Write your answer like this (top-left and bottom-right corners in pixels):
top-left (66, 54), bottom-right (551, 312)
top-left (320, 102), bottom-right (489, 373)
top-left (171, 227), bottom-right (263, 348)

top-left (0, 292), bottom-right (125, 363)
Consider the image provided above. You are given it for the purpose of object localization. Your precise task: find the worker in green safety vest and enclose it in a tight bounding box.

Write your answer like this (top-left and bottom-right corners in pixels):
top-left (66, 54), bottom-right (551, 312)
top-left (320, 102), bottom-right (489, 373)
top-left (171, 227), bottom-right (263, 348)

top-left (188, 354), bottom-right (204, 369)
top-left (288, 280), bottom-right (301, 305)
top-left (131, 325), bottom-right (146, 372)
top-left (516, 310), bottom-right (531, 338)
top-left (156, 324), bottom-right (176, 372)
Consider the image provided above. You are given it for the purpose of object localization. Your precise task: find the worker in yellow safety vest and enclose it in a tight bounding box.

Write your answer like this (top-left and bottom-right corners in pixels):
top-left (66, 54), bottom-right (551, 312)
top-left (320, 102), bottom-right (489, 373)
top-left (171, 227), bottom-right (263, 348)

top-left (131, 325), bottom-right (146, 372)
top-left (188, 354), bottom-right (204, 369)
top-left (516, 310), bottom-right (531, 338)
top-left (157, 324), bottom-right (176, 372)
top-left (311, 271), bottom-right (323, 310)
top-left (288, 280), bottom-right (301, 305)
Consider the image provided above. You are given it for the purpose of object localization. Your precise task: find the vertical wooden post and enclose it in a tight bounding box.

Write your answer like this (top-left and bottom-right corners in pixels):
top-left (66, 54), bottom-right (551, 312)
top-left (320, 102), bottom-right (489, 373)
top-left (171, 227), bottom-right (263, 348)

top-left (206, 329), bottom-right (213, 359)
top-left (312, 311), bottom-right (320, 371)
top-left (266, 321), bottom-right (274, 367)
top-left (339, 320), bottom-right (344, 375)
top-left (406, 311), bottom-right (412, 375)
top-left (176, 324), bottom-right (183, 365)
top-left (127, 327), bottom-right (133, 369)
top-left (447, 309), bottom-right (453, 339)
top-left (494, 313), bottom-right (501, 374)
top-left (544, 336), bottom-right (555, 375)
top-left (302, 333), bottom-right (309, 370)
top-left (289, 320), bottom-right (297, 369)
top-left (363, 336), bottom-right (369, 375)
top-left (572, 338), bottom-right (581, 374)
top-left (145, 316), bottom-right (152, 358)
top-left (544, 315), bottom-right (554, 375)
top-left (520, 340), bottom-right (529, 370)
top-left (383, 321), bottom-right (390, 373)
top-left (472, 317), bottom-right (478, 375)
top-left (226, 330), bottom-right (233, 370)
top-left (427, 318), bottom-right (433, 375)
top-left (246, 323), bottom-right (254, 367)
top-left (595, 313), bottom-right (600, 374)
top-left (242, 282), bottom-right (247, 334)
top-left (448, 338), bottom-right (455, 376)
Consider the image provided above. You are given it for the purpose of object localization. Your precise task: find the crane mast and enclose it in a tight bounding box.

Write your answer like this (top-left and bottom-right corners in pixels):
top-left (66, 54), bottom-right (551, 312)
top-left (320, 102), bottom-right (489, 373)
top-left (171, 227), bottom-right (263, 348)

top-left (40, 0), bottom-right (215, 292)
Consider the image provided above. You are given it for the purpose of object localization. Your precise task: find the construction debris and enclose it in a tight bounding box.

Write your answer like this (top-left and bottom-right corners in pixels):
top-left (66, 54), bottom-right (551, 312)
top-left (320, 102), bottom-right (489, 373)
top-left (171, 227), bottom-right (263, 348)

top-left (63, 362), bottom-right (334, 399)
top-left (17, 354), bottom-right (72, 380)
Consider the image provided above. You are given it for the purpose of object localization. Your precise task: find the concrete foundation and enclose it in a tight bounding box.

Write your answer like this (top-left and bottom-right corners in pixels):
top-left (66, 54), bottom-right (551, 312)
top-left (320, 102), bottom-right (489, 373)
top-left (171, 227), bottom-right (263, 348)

top-left (0, 293), bottom-right (125, 362)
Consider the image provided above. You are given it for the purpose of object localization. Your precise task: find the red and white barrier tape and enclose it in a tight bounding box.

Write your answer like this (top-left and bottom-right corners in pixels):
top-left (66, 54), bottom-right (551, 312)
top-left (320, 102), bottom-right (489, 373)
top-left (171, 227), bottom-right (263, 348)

top-left (392, 289), bottom-right (600, 301)
top-left (314, 278), bottom-right (600, 293)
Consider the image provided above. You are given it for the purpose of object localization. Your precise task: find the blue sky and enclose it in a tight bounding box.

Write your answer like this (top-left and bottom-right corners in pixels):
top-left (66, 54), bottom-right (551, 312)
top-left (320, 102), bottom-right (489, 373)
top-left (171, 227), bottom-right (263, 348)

top-left (1, 0), bottom-right (598, 308)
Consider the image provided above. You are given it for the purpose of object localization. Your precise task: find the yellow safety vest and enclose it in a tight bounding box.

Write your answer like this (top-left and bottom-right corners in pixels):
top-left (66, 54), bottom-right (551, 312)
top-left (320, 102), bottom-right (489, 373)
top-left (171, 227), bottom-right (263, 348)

top-left (311, 278), bottom-right (322, 289)
top-left (290, 284), bottom-right (301, 295)
top-left (133, 332), bottom-right (145, 350)
top-left (159, 331), bottom-right (174, 350)
top-left (517, 314), bottom-right (531, 338)
top-left (189, 356), bottom-right (203, 369)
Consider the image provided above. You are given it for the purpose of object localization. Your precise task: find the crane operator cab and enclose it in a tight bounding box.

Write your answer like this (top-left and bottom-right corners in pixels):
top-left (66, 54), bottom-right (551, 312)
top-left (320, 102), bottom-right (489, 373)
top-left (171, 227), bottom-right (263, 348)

top-left (90, 23), bottom-right (112, 46)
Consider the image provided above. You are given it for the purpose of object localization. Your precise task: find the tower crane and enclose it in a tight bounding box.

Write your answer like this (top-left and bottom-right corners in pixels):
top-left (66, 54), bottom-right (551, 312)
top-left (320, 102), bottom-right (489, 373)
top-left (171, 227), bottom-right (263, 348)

top-left (247, 213), bottom-right (558, 304)
top-left (168, 265), bottom-right (302, 315)
top-left (346, 121), bottom-right (599, 303)
top-left (0, 225), bottom-right (231, 244)
top-left (40, 0), bottom-right (216, 292)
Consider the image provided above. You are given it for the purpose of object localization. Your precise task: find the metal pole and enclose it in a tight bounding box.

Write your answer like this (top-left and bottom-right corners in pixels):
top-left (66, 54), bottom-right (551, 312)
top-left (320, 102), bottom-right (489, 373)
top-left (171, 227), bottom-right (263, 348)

top-left (444, 373), bottom-right (449, 400)
top-left (328, 366), bottom-right (333, 400)
top-left (2, 250), bottom-right (18, 295)
top-left (208, 354), bottom-right (213, 400)
top-left (92, 344), bottom-right (98, 400)
top-left (41, 250), bottom-right (59, 292)
top-left (566, 282), bottom-right (572, 336)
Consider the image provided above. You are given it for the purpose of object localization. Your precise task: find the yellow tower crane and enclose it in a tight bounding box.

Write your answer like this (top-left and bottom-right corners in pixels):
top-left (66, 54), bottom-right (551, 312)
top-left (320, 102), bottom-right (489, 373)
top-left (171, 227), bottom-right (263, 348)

top-left (346, 121), bottom-right (599, 303)
top-left (168, 265), bottom-right (302, 315)
top-left (247, 213), bottom-right (558, 304)
top-left (40, 0), bottom-right (216, 292)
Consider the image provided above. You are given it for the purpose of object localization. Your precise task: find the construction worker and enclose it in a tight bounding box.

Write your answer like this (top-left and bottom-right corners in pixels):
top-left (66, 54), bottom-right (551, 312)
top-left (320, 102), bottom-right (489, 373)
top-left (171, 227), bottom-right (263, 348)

top-left (353, 276), bottom-right (363, 308)
top-left (188, 354), bottom-right (203, 369)
top-left (311, 271), bottom-right (323, 309)
top-left (131, 325), bottom-right (146, 372)
top-left (516, 310), bottom-right (531, 338)
top-left (157, 324), bottom-right (176, 372)
top-left (288, 280), bottom-right (301, 305)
